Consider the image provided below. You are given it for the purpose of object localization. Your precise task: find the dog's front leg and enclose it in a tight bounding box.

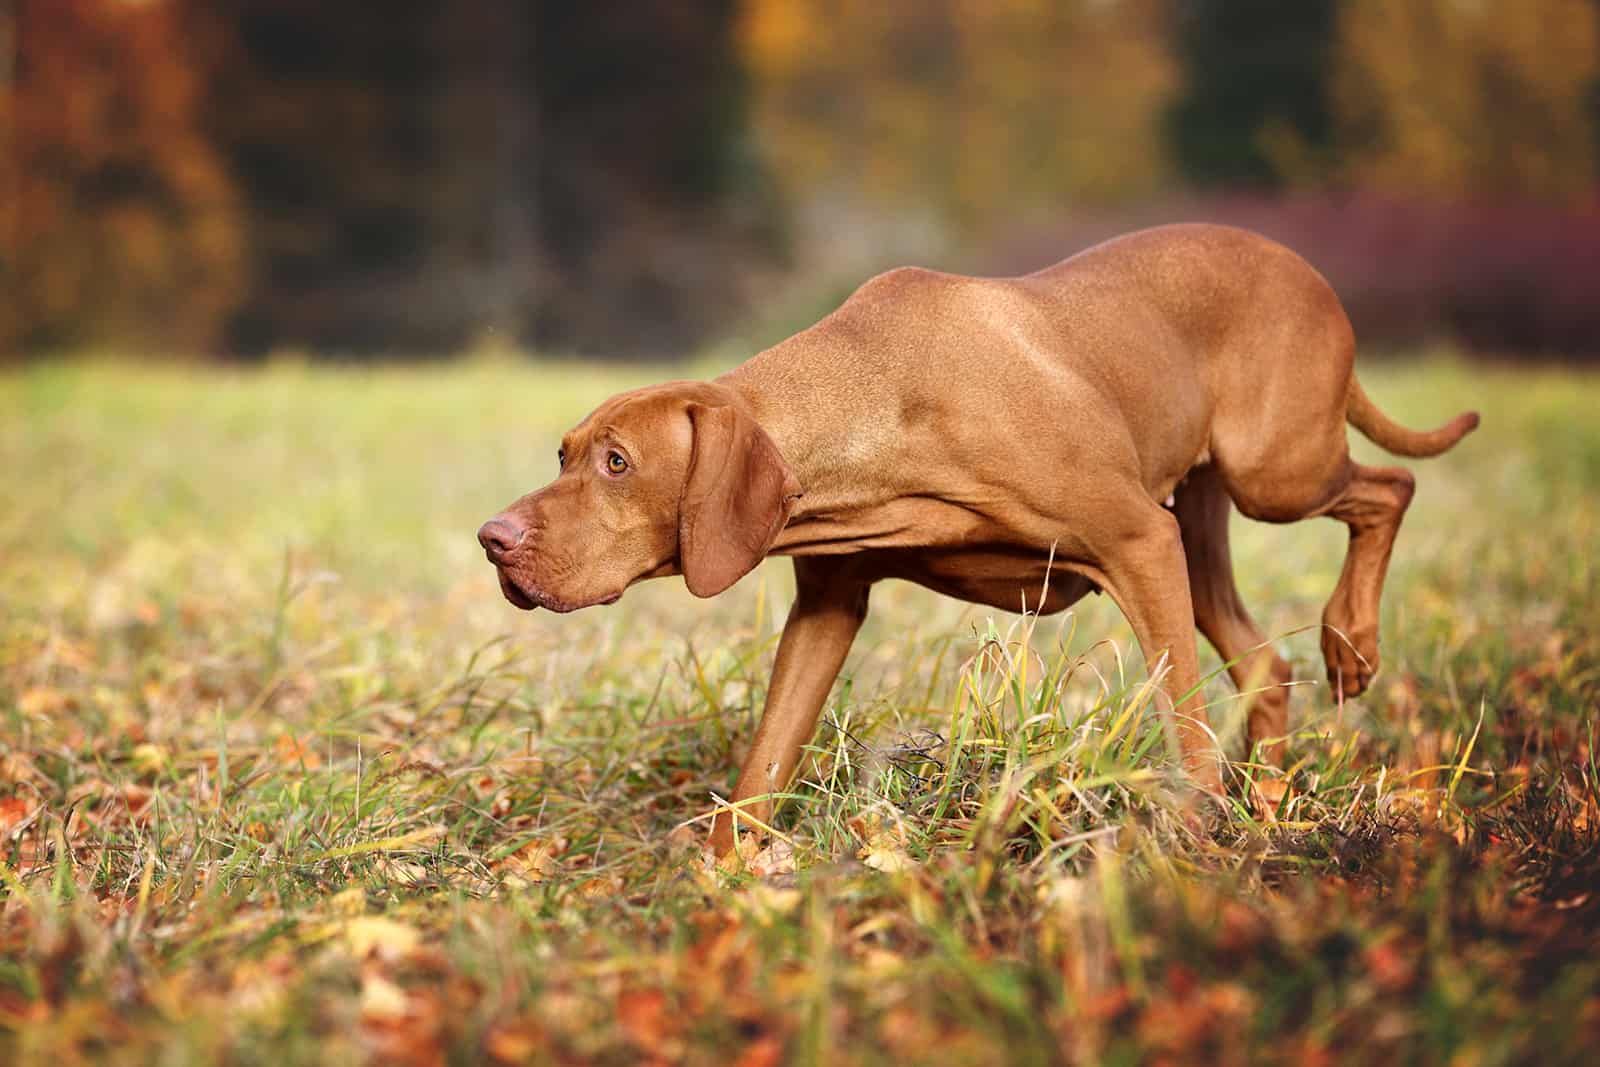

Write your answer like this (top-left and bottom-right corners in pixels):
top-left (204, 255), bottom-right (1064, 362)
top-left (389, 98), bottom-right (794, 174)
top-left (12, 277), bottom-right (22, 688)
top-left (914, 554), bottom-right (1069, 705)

top-left (1090, 501), bottom-right (1225, 794)
top-left (708, 557), bottom-right (870, 857)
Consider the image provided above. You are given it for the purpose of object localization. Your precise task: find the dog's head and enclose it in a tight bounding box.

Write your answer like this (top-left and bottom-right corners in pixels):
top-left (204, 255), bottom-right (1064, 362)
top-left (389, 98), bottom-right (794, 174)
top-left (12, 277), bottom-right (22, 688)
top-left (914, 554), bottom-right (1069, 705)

top-left (478, 381), bottom-right (801, 612)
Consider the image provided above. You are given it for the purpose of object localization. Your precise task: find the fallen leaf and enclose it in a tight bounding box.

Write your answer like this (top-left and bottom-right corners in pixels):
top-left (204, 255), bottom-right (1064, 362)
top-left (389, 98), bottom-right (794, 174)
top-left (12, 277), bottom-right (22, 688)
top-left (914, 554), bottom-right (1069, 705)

top-left (732, 1035), bottom-right (785, 1067)
top-left (860, 843), bottom-right (916, 873)
top-left (485, 1018), bottom-right (545, 1063)
top-left (746, 838), bottom-right (795, 878)
top-left (741, 884), bottom-right (801, 924)
top-left (1250, 778), bottom-right (1291, 819)
top-left (852, 811), bottom-right (918, 872)
top-left (497, 838), bottom-right (562, 886)
top-left (617, 989), bottom-right (672, 1048)
top-left (1363, 936), bottom-right (1415, 993)
top-left (0, 796), bottom-right (34, 834)
top-left (665, 821), bottom-right (703, 853)
top-left (576, 876), bottom-right (623, 899)
top-left (130, 743), bottom-right (168, 778)
top-left (274, 733), bottom-right (323, 769)
top-left (18, 687), bottom-right (68, 718)
top-left (359, 972), bottom-right (410, 1020)
top-left (344, 916), bottom-right (421, 960)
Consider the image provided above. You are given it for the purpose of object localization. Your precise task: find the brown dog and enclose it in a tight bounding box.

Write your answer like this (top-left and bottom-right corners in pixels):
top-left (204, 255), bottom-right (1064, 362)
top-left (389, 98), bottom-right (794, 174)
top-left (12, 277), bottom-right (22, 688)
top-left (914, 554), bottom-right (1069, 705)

top-left (478, 224), bottom-right (1478, 855)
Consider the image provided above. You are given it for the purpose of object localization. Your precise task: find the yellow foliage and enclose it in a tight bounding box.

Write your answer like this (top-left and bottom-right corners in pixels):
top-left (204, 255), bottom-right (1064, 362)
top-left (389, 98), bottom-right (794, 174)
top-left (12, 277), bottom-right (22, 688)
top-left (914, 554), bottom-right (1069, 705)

top-left (1326, 0), bottom-right (1600, 200)
top-left (739, 0), bottom-right (1177, 234)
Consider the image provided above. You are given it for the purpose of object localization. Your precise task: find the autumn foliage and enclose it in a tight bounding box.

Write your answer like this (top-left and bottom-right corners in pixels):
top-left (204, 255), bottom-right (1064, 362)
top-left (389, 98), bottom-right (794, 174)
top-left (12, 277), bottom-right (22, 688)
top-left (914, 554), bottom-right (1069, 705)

top-left (1324, 0), bottom-right (1600, 201)
top-left (0, 0), bottom-right (244, 356)
top-left (2, 1), bottom-right (1598, 358)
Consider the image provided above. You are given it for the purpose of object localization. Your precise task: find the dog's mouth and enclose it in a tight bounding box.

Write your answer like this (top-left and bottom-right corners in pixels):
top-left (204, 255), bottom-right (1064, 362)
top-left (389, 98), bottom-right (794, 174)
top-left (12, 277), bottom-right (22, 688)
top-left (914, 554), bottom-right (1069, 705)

top-left (498, 570), bottom-right (539, 611)
top-left (496, 570), bottom-right (621, 613)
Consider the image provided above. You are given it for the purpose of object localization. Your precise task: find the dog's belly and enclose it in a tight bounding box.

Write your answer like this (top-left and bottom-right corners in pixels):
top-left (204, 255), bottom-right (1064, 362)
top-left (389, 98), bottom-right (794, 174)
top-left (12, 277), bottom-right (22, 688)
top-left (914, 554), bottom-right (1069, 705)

top-left (877, 548), bottom-right (1098, 615)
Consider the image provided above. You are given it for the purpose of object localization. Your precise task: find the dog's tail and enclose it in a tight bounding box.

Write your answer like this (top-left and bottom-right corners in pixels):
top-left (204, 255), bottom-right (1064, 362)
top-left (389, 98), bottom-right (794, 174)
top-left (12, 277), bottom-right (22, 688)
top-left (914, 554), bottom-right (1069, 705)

top-left (1346, 378), bottom-right (1479, 458)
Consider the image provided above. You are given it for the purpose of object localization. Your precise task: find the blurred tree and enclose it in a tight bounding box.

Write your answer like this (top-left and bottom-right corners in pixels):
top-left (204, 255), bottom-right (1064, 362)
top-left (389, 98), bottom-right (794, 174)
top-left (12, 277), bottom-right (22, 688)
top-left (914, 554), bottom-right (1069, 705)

top-left (531, 1), bottom-right (778, 356)
top-left (0, 0), bottom-right (245, 357)
top-left (179, 0), bottom-right (767, 358)
top-left (1164, 0), bottom-right (1338, 188)
top-left (1324, 0), bottom-right (1599, 201)
top-left (182, 0), bottom-right (455, 354)
top-left (426, 0), bottom-right (539, 344)
top-left (742, 0), bottom-right (1176, 238)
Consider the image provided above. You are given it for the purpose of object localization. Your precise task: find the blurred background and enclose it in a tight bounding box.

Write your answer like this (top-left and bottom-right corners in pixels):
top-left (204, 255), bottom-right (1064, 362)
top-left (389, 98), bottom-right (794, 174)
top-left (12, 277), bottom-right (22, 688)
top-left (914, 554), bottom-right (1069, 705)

top-left (1, 0), bottom-right (1597, 364)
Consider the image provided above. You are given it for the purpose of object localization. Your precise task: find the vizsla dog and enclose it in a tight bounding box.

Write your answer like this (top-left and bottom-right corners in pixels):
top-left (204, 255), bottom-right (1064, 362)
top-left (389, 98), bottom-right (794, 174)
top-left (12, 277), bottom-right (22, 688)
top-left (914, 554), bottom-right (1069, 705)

top-left (478, 224), bottom-right (1478, 855)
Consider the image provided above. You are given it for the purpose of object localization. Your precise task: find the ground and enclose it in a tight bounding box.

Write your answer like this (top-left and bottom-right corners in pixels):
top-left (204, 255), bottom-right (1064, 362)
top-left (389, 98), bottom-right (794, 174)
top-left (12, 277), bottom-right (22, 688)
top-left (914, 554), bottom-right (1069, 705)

top-left (1, 355), bottom-right (1596, 1065)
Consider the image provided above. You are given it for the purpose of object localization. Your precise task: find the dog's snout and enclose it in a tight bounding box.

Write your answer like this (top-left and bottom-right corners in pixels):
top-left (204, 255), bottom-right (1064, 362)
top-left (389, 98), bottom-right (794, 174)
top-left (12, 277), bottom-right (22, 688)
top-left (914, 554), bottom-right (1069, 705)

top-left (477, 516), bottom-right (526, 562)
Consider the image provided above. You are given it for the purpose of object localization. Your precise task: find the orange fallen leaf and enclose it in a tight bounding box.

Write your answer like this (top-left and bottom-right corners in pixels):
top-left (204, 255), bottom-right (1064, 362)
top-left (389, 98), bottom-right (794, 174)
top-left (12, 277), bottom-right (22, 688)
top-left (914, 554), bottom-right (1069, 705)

top-left (18, 687), bottom-right (68, 718)
top-left (617, 989), bottom-right (671, 1048)
top-left (1363, 936), bottom-right (1416, 993)
top-left (1250, 778), bottom-right (1291, 819)
top-left (732, 1035), bottom-right (785, 1067)
top-left (576, 876), bottom-right (623, 899)
top-left (0, 796), bottom-right (33, 834)
top-left (485, 1018), bottom-right (546, 1063)
top-left (274, 733), bottom-right (323, 769)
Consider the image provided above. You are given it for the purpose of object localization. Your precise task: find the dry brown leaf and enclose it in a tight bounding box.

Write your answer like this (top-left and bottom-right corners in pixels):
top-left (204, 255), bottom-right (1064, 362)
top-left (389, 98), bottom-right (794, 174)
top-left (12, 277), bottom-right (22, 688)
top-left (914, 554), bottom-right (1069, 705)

top-left (665, 821), bottom-right (704, 854)
top-left (731, 1035), bottom-right (786, 1067)
top-left (860, 842), bottom-right (916, 873)
top-left (497, 837), bottom-right (564, 887)
top-left (484, 1018), bottom-right (546, 1063)
top-left (576, 876), bottom-right (623, 899)
top-left (617, 988), bottom-right (672, 1049)
top-left (1250, 778), bottom-right (1291, 819)
top-left (18, 687), bottom-right (69, 718)
top-left (0, 796), bottom-right (34, 835)
top-left (273, 733), bottom-right (323, 769)
top-left (850, 811), bottom-right (918, 872)
top-left (745, 839), bottom-right (795, 879)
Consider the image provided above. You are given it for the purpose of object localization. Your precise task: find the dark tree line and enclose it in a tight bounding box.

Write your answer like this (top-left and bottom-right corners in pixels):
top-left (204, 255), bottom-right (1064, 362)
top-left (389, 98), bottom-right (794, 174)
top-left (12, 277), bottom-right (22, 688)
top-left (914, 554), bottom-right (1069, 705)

top-left (3, 0), bottom-right (770, 358)
top-left (1166, 0), bottom-right (1339, 188)
top-left (191, 0), bottom-right (770, 357)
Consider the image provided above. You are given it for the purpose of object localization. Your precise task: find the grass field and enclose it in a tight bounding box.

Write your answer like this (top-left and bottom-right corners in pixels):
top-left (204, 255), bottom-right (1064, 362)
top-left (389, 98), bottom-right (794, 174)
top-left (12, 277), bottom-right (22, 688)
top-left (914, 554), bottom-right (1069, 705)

top-left (1, 355), bottom-right (1597, 1065)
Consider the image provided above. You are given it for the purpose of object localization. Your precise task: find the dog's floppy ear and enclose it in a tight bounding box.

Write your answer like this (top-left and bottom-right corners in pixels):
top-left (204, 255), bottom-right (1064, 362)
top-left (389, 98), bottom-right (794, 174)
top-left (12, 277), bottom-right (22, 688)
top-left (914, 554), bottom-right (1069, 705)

top-left (679, 402), bottom-right (801, 598)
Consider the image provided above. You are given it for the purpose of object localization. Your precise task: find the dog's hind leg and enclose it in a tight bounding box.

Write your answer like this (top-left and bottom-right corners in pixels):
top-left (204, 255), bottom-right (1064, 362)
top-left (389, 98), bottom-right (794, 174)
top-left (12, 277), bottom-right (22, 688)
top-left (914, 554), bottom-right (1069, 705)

top-left (1310, 461), bottom-right (1415, 700)
top-left (1217, 445), bottom-right (1415, 703)
top-left (1078, 496), bottom-right (1224, 792)
top-left (1205, 311), bottom-right (1416, 705)
top-left (1172, 465), bottom-right (1294, 765)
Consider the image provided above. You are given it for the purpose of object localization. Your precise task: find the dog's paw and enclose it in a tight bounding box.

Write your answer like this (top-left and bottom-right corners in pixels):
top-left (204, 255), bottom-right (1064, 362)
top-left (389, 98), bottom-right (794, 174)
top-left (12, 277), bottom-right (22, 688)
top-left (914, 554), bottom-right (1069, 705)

top-left (1321, 616), bottom-right (1378, 699)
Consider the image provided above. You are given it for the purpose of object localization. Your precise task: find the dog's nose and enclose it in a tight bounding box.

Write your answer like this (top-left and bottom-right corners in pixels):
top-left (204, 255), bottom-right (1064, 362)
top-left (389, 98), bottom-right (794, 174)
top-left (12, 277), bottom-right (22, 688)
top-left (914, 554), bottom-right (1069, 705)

top-left (477, 517), bottom-right (525, 562)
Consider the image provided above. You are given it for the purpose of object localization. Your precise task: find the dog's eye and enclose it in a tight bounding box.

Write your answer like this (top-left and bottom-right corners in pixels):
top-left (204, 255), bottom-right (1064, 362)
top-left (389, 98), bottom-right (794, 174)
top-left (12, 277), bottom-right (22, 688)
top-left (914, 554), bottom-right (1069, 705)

top-left (557, 448), bottom-right (565, 470)
top-left (606, 451), bottom-right (628, 474)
